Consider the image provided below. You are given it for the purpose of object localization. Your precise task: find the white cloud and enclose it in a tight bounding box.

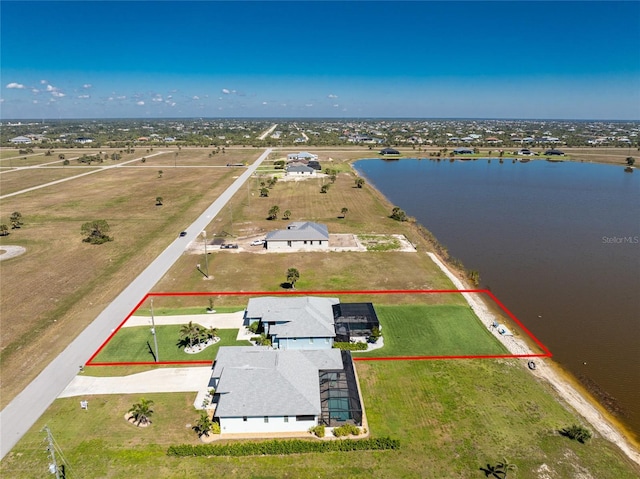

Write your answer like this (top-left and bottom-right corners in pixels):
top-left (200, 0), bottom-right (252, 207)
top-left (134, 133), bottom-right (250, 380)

top-left (51, 91), bottom-right (65, 98)
top-left (136, 101), bottom-right (145, 106)
top-left (116, 95), bottom-right (126, 100)
top-left (262, 101), bottom-right (268, 105)
top-left (168, 102), bottom-right (176, 107)
top-left (33, 100), bottom-right (38, 104)
top-left (6, 82), bottom-right (25, 89)
top-left (40, 79), bottom-right (48, 84)
top-left (222, 88), bottom-right (231, 94)
top-left (32, 88), bottom-right (40, 94)
top-left (328, 94), bottom-right (338, 99)
top-left (46, 84), bottom-right (56, 91)
top-left (83, 84), bottom-right (92, 89)
top-left (152, 95), bottom-right (163, 102)
top-left (0, 98), bottom-right (4, 103)
top-left (305, 103), bottom-right (313, 107)
top-left (333, 104), bottom-right (339, 108)
top-left (192, 95), bottom-right (200, 100)
top-left (78, 94), bottom-right (90, 99)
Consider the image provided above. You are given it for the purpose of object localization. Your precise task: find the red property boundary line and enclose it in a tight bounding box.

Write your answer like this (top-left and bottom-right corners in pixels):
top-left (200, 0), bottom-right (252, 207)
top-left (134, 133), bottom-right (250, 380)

top-left (86, 289), bottom-right (552, 367)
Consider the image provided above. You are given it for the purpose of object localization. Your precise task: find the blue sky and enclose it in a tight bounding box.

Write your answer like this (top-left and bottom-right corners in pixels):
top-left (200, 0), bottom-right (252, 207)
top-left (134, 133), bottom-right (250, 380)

top-left (1, 1), bottom-right (639, 120)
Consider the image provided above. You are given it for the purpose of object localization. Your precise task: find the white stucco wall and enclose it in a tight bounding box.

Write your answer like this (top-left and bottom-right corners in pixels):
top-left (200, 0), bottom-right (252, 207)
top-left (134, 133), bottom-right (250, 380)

top-left (266, 240), bottom-right (328, 251)
top-left (219, 415), bottom-right (317, 434)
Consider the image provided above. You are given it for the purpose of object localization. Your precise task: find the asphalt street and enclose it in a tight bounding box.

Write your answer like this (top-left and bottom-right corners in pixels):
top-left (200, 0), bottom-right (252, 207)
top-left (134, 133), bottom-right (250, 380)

top-left (0, 148), bottom-right (271, 459)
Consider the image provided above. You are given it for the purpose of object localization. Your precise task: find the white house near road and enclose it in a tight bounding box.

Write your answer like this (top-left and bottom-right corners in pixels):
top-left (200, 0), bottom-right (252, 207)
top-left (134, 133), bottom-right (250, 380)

top-left (265, 221), bottom-right (329, 250)
top-left (286, 164), bottom-right (316, 176)
top-left (209, 346), bottom-right (361, 434)
top-left (245, 296), bottom-right (338, 350)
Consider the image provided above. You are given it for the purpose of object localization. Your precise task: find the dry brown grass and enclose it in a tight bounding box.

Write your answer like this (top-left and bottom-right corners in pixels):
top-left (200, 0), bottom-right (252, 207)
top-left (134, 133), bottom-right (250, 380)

top-left (0, 148), bottom-right (261, 406)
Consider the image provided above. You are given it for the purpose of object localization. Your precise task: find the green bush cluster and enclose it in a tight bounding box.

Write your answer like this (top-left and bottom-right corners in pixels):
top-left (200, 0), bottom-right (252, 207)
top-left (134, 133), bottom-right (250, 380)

top-left (167, 437), bottom-right (399, 457)
top-left (309, 425), bottom-right (325, 438)
top-left (333, 342), bottom-right (368, 351)
top-left (333, 424), bottom-right (361, 437)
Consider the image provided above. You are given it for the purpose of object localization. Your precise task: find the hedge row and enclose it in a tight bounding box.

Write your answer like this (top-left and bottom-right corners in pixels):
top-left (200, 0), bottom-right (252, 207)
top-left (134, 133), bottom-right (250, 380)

top-left (333, 342), bottom-right (368, 351)
top-left (167, 437), bottom-right (400, 457)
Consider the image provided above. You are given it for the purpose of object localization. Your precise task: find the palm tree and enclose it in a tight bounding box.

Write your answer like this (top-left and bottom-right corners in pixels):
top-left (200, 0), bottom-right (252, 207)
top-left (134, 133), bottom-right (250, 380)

top-left (340, 207), bottom-right (349, 218)
top-left (193, 411), bottom-right (213, 437)
top-left (10, 212), bottom-right (23, 229)
top-left (155, 196), bottom-right (163, 206)
top-left (260, 187), bottom-right (269, 197)
top-left (128, 398), bottom-right (154, 426)
top-left (268, 205), bottom-right (279, 220)
top-left (283, 210), bottom-right (291, 220)
top-left (0, 224), bottom-right (9, 236)
top-left (180, 321), bottom-right (201, 348)
top-left (355, 178), bottom-right (365, 188)
top-left (286, 268), bottom-right (300, 289)
top-left (320, 184), bottom-right (330, 194)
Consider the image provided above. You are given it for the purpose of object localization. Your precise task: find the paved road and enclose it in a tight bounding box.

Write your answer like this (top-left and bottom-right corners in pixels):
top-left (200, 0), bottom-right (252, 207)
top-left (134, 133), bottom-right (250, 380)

top-left (0, 148), bottom-right (271, 459)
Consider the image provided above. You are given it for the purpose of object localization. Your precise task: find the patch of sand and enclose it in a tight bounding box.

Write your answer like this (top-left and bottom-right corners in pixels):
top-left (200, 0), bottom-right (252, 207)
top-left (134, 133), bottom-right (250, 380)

top-left (0, 245), bottom-right (26, 261)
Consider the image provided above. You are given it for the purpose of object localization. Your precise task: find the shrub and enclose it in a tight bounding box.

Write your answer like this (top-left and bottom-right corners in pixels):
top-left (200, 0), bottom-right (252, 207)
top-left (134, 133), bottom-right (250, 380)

top-left (309, 425), bottom-right (325, 438)
top-left (560, 424), bottom-right (592, 443)
top-left (167, 437), bottom-right (399, 457)
top-left (333, 424), bottom-right (361, 437)
top-left (333, 342), bottom-right (368, 351)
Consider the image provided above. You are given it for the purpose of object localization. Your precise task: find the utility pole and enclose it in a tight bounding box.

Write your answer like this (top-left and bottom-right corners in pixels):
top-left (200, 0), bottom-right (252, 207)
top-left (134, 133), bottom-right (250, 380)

top-left (150, 298), bottom-right (159, 362)
top-left (202, 230), bottom-right (209, 277)
top-left (43, 425), bottom-right (61, 479)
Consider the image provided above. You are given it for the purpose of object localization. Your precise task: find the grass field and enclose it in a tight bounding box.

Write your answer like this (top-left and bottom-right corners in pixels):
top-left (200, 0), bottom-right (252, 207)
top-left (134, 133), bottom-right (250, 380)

top-left (0, 147), bottom-right (259, 406)
top-left (357, 304), bottom-right (508, 358)
top-left (2, 360), bottom-right (638, 478)
top-left (91, 327), bottom-right (251, 363)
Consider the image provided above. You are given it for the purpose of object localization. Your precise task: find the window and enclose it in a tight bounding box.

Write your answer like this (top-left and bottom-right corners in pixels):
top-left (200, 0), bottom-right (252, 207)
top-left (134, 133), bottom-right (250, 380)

top-left (325, 338), bottom-right (330, 344)
top-left (287, 241), bottom-right (292, 247)
top-left (309, 338), bottom-right (314, 344)
top-left (284, 416), bottom-right (289, 423)
top-left (243, 416), bottom-right (247, 422)
top-left (304, 240), bottom-right (307, 244)
top-left (296, 415), bottom-right (315, 422)
top-left (264, 416), bottom-right (269, 423)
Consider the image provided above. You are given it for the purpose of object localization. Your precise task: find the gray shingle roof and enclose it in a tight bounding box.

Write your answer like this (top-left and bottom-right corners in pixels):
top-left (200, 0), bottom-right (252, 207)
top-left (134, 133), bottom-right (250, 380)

top-left (246, 296), bottom-right (338, 338)
top-left (265, 221), bottom-right (329, 242)
top-left (212, 347), bottom-right (343, 417)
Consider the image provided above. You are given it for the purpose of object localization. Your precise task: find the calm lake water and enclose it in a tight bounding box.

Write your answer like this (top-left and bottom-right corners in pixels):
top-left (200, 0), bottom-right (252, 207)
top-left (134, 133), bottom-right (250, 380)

top-left (355, 158), bottom-right (640, 440)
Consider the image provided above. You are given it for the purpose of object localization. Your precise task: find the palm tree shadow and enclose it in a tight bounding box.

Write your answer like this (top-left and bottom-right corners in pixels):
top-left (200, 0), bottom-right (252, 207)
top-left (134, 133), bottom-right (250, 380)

top-left (146, 341), bottom-right (157, 362)
top-left (280, 282), bottom-right (294, 289)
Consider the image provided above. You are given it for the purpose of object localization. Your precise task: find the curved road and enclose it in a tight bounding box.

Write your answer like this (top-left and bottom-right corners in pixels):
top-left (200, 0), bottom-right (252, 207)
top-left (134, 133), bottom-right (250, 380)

top-left (0, 148), bottom-right (272, 459)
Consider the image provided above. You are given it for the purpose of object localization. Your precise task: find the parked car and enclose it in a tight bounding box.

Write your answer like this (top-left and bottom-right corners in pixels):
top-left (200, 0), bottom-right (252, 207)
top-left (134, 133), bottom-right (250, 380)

top-left (220, 243), bottom-right (238, 249)
top-left (250, 239), bottom-right (265, 246)
top-left (179, 231), bottom-right (187, 237)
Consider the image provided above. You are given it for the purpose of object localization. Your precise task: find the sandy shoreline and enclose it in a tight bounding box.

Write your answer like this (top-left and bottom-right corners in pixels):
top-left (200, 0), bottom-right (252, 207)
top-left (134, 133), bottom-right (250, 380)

top-left (426, 252), bottom-right (640, 466)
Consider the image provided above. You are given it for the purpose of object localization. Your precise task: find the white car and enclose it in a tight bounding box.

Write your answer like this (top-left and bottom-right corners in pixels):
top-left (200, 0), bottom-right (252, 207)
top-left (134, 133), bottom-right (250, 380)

top-left (251, 239), bottom-right (265, 246)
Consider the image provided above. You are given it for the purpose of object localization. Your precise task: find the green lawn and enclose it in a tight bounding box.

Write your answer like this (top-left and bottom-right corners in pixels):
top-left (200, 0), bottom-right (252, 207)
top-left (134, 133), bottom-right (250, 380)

top-left (2, 360), bottom-right (638, 478)
top-left (357, 304), bottom-right (509, 358)
top-left (91, 327), bottom-right (250, 363)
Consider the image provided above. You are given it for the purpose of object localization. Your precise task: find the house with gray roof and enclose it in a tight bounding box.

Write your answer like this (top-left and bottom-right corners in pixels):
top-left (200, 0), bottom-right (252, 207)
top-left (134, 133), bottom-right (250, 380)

top-left (209, 346), bottom-right (362, 434)
top-left (265, 221), bottom-right (329, 250)
top-left (245, 296), bottom-right (339, 349)
top-left (286, 164), bottom-right (316, 176)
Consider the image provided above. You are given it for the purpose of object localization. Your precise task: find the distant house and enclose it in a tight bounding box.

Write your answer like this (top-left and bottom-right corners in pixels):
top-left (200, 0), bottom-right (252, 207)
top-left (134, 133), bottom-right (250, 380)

top-left (286, 165), bottom-right (316, 176)
top-left (10, 136), bottom-right (31, 144)
top-left (75, 137), bottom-right (94, 144)
top-left (287, 151), bottom-right (318, 162)
top-left (516, 149), bottom-right (535, 156)
top-left (245, 296), bottom-right (339, 349)
top-left (544, 149), bottom-right (565, 156)
top-left (208, 346), bottom-right (362, 434)
top-left (452, 147), bottom-right (474, 154)
top-left (265, 221), bottom-right (329, 250)
top-left (379, 147), bottom-right (399, 155)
